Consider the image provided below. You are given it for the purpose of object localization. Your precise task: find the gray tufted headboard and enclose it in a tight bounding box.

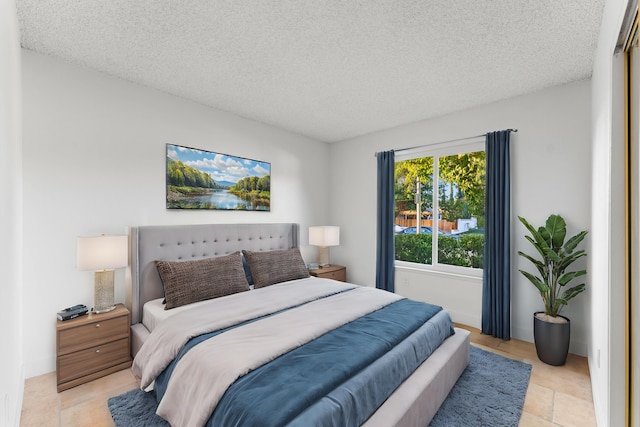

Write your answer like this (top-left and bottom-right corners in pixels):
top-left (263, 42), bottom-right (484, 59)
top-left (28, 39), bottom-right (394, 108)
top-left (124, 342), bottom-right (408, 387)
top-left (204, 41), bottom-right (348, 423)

top-left (128, 223), bottom-right (300, 325)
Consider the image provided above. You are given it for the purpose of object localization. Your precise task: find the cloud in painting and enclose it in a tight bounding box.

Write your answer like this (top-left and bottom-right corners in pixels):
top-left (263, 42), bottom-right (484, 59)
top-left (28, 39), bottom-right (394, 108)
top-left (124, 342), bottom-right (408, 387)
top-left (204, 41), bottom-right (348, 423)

top-left (168, 144), bottom-right (269, 184)
top-left (253, 164), bottom-right (269, 175)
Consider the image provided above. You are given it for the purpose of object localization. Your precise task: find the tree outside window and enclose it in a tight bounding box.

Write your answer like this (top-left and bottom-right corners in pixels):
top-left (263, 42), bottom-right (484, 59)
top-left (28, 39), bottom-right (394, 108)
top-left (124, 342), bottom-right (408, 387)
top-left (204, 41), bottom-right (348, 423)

top-left (394, 148), bottom-right (485, 271)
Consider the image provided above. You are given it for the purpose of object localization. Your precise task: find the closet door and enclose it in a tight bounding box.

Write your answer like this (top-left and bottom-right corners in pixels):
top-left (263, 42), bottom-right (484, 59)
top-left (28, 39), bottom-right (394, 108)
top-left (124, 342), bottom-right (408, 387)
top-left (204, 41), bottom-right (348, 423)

top-left (628, 23), bottom-right (640, 427)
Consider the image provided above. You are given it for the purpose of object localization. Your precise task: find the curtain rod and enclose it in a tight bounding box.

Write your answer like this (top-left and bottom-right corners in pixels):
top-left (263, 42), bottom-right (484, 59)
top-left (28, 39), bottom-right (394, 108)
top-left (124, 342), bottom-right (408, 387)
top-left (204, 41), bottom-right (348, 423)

top-left (374, 128), bottom-right (518, 157)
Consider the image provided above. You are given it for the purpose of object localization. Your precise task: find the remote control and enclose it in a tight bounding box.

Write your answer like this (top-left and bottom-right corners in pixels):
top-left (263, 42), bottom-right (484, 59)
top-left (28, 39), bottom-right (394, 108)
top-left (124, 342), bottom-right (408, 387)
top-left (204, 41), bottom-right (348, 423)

top-left (62, 304), bottom-right (86, 312)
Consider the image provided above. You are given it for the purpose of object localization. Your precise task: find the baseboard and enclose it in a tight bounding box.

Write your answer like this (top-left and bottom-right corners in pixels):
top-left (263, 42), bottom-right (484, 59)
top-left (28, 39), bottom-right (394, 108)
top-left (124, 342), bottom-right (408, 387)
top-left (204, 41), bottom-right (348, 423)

top-left (447, 309), bottom-right (480, 330)
top-left (511, 324), bottom-right (533, 343)
top-left (2, 364), bottom-right (24, 427)
top-left (568, 339), bottom-right (588, 357)
top-left (588, 357), bottom-right (606, 427)
top-left (14, 364), bottom-right (25, 426)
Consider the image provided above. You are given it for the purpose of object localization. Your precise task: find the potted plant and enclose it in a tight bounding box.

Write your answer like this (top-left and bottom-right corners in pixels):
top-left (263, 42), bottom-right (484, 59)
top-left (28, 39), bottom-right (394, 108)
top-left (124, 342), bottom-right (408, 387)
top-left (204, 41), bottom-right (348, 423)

top-left (517, 214), bottom-right (587, 366)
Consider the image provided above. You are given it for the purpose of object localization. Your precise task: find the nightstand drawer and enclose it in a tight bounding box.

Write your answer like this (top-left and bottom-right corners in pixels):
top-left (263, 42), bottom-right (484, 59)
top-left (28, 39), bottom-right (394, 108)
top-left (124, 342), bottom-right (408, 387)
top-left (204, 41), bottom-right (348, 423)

top-left (58, 315), bottom-right (129, 355)
top-left (57, 338), bottom-right (130, 384)
top-left (309, 265), bottom-right (346, 282)
top-left (319, 269), bottom-right (346, 281)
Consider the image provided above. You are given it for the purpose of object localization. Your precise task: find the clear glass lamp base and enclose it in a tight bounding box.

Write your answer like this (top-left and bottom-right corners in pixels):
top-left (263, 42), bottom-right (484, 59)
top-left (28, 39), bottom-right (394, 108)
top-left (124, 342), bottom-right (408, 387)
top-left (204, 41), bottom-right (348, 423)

top-left (93, 305), bottom-right (116, 314)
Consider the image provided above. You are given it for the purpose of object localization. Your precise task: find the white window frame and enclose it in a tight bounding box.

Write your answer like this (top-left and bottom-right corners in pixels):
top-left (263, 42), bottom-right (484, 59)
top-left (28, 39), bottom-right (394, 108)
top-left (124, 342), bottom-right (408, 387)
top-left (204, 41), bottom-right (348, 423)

top-left (395, 137), bottom-right (485, 278)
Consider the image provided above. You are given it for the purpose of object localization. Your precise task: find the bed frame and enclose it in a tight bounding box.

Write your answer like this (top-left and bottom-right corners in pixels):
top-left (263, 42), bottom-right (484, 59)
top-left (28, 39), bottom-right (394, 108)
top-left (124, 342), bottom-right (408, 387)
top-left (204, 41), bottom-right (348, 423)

top-left (128, 223), bottom-right (469, 426)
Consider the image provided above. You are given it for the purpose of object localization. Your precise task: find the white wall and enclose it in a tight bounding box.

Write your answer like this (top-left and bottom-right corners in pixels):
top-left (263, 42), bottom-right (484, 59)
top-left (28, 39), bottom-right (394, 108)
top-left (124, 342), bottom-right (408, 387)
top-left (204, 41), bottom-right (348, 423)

top-left (21, 50), bottom-right (331, 377)
top-left (590, 0), bottom-right (629, 425)
top-left (329, 80), bottom-right (592, 356)
top-left (0, 1), bottom-right (24, 425)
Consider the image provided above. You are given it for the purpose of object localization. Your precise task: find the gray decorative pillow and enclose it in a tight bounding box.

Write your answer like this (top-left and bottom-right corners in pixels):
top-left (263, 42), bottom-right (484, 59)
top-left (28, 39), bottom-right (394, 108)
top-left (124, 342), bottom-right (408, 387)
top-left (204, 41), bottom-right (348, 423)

top-left (242, 248), bottom-right (310, 288)
top-left (156, 251), bottom-right (250, 309)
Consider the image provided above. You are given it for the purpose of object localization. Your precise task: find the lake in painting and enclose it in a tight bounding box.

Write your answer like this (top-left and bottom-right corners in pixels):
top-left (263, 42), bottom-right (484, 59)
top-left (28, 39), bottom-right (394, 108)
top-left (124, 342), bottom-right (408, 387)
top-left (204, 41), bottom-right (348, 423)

top-left (166, 144), bottom-right (270, 211)
top-left (171, 189), bottom-right (269, 210)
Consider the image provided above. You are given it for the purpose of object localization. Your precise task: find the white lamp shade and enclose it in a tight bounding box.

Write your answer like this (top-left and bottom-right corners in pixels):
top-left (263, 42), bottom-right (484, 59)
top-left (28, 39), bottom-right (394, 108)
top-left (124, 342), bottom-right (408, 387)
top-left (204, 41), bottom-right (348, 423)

top-left (309, 226), bottom-right (340, 247)
top-left (77, 235), bottom-right (128, 271)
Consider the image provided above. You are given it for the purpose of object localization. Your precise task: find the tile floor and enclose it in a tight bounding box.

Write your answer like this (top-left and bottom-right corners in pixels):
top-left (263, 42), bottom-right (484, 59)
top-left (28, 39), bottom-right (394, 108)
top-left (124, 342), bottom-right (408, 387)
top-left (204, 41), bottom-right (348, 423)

top-left (20, 324), bottom-right (596, 426)
top-left (464, 325), bottom-right (596, 427)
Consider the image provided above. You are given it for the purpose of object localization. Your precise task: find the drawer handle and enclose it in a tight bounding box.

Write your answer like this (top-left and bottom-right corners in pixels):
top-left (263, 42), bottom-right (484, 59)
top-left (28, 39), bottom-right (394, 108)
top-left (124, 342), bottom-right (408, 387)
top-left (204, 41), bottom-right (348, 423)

top-left (96, 349), bottom-right (100, 353)
top-left (95, 324), bottom-right (100, 328)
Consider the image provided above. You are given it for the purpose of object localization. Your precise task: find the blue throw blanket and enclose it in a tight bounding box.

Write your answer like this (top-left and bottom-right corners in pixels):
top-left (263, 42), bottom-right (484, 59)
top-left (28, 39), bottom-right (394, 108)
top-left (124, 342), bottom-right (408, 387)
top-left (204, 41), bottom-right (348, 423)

top-left (156, 299), bottom-right (452, 426)
top-left (154, 287), bottom-right (357, 402)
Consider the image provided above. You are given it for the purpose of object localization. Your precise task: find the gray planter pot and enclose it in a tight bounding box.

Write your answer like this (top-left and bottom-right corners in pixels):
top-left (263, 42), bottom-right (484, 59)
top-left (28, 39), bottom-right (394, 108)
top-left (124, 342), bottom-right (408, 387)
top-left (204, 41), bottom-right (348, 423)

top-left (533, 312), bottom-right (570, 366)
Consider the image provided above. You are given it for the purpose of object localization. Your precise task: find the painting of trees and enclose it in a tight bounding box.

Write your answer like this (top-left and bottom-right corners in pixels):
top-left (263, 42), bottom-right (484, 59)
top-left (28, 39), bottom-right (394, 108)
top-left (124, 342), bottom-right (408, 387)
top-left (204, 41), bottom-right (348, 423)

top-left (167, 158), bottom-right (221, 189)
top-left (166, 144), bottom-right (270, 211)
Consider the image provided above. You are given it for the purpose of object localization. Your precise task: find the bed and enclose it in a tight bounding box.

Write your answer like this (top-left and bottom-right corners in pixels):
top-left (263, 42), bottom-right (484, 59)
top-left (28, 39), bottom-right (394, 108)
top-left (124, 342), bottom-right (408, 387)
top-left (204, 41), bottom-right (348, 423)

top-left (128, 223), bottom-right (470, 426)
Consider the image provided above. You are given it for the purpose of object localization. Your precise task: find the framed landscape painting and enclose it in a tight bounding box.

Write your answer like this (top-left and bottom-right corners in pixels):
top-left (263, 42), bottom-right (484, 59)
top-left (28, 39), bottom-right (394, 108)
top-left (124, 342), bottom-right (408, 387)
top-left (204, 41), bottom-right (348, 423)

top-left (166, 144), bottom-right (270, 211)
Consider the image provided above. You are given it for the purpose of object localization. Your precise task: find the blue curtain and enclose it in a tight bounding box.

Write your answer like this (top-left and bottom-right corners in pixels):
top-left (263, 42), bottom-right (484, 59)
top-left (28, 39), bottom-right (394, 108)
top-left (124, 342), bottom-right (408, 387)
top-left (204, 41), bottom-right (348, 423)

top-left (376, 150), bottom-right (395, 292)
top-left (482, 130), bottom-right (511, 339)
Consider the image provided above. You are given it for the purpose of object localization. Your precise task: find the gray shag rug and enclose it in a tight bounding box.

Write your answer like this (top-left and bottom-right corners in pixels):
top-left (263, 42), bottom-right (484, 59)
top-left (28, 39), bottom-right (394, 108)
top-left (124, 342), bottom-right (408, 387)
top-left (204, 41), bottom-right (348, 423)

top-left (108, 346), bottom-right (531, 427)
top-left (429, 345), bottom-right (532, 426)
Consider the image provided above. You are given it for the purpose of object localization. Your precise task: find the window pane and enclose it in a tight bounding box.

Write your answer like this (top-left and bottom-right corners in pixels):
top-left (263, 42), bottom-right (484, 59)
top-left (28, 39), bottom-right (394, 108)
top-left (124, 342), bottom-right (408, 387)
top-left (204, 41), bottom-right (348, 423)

top-left (394, 157), bottom-right (434, 265)
top-left (436, 151), bottom-right (485, 268)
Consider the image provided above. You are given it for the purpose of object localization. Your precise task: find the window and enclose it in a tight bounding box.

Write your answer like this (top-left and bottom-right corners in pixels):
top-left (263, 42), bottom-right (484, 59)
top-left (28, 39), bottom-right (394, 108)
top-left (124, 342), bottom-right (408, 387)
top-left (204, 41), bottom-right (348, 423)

top-left (394, 138), bottom-right (485, 274)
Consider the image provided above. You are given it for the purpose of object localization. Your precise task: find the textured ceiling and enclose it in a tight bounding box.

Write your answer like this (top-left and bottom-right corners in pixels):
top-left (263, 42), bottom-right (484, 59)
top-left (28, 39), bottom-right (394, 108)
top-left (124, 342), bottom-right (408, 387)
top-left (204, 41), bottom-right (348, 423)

top-left (17, 1), bottom-right (605, 142)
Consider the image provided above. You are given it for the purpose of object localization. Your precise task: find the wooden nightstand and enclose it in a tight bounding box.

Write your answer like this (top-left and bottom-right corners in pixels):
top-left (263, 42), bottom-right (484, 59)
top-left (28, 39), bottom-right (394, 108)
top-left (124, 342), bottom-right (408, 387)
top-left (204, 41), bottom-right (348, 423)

top-left (56, 303), bottom-right (132, 392)
top-left (309, 265), bottom-right (346, 282)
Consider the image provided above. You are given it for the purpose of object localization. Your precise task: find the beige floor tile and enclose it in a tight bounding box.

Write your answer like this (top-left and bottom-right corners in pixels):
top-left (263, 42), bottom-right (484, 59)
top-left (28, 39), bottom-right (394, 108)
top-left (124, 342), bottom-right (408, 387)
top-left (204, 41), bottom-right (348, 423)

top-left (467, 332), bottom-right (500, 348)
top-left (519, 411), bottom-right (559, 427)
top-left (530, 362), bottom-right (593, 402)
top-left (552, 392), bottom-right (597, 427)
top-left (59, 369), bottom-right (137, 409)
top-left (20, 373), bottom-right (59, 427)
top-left (21, 373), bottom-right (57, 406)
top-left (60, 397), bottom-right (115, 427)
top-left (20, 391), bottom-right (58, 414)
top-left (562, 353), bottom-right (591, 375)
top-left (471, 342), bottom-right (521, 361)
top-left (456, 324), bottom-right (595, 426)
top-left (20, 401), bottom-right (59, 427)
top-left (522, 382), bottom-right (554, 421)
top-left (496, 338), bottom-right (537, 359)
top-left (22, 372), bottom-right (57, 394)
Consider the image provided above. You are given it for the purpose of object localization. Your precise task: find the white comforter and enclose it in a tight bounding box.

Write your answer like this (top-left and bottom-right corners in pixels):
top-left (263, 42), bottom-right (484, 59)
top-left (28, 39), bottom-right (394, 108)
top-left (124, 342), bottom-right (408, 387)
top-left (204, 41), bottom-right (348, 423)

top-left (132, 278), bottom-right (403, 427)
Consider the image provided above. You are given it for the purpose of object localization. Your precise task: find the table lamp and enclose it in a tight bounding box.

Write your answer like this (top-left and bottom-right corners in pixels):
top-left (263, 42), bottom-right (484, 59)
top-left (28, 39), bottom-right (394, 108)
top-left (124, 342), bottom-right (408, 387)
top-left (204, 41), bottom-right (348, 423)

top-left (77, 234), bottom-right (128, 313)
top-left (309, 226), bottom-right (340, 267)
